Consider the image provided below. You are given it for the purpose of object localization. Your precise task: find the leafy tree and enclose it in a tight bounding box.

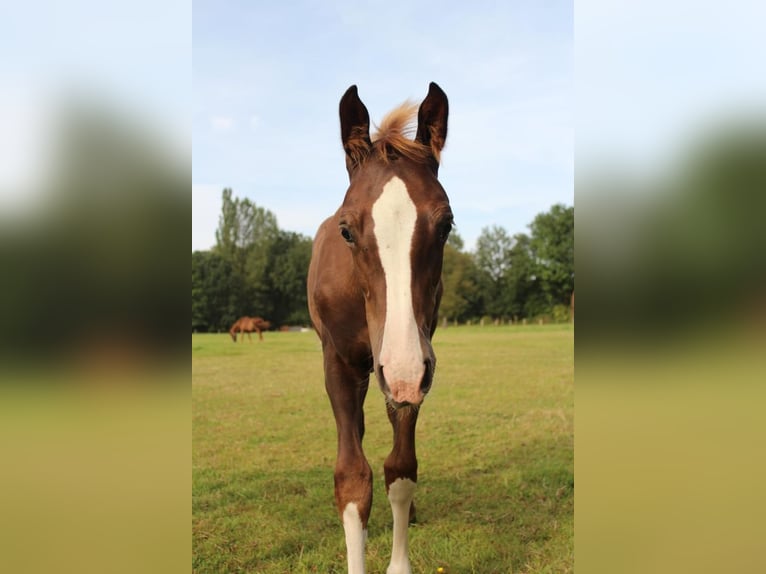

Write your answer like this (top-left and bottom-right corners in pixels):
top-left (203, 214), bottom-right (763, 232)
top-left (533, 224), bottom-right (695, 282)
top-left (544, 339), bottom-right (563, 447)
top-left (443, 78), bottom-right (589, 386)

top-left (501, 233), bottom-right (537, 319)
top-left (474, 225), bottom-right (514, 318)
top-left (261, 230), bottom-right (313, 325)
top-left (475, 225), bottom-right (512, 283)
top-left (192, 250), bottom-right (240, 332)
top-left (439, 233), bottom-right (482, 323)
top-left (215, 188), bottom-right (279, 257)
top-left (528, 204), bottom-right (574, 309)
top-left (214, 188), bottom-right (280, 319)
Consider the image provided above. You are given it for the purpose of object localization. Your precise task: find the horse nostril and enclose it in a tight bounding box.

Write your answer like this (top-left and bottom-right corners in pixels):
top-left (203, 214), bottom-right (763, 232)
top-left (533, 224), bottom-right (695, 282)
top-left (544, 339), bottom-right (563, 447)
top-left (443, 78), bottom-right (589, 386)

top-left (420, 360), bottom-right (433, 392)
top-left (377, 365), bottom-right (390, 393)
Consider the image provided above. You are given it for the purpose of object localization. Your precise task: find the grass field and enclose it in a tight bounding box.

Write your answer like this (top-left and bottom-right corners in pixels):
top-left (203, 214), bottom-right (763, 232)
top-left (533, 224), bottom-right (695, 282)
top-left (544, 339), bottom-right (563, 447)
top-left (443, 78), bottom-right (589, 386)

top-left (193, 325), bottom-right (573, 573)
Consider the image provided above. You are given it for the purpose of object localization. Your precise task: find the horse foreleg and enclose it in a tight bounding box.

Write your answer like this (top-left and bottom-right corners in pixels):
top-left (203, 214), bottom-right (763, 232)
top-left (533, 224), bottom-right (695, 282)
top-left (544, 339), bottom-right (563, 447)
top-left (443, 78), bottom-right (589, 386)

top-left (324, 352), bottom-right (372, 574)
top-left (257, 327), bottom-right (263, 341)
top-left (383, 405), bottom-right (419, 574)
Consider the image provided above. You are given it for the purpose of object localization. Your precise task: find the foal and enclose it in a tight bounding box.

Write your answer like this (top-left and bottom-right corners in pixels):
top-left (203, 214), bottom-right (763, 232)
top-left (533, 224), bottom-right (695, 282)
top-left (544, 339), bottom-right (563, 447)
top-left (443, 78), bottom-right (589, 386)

top-left (308, 83), bottom-right (451, 574)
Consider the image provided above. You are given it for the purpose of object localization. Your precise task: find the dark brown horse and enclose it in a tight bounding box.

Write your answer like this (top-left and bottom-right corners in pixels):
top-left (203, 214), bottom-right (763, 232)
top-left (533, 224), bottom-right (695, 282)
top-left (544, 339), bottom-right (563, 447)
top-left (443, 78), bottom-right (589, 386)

top-left (229, 316), bottom-right (271, 342)
top-left (308, 83), bottom-right (451, 574)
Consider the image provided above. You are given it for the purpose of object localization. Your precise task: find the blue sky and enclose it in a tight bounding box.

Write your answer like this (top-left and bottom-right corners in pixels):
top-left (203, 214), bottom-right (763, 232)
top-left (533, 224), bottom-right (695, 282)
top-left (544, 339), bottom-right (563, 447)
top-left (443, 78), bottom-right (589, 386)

top-left (192, 0), bottom-right (573, 251)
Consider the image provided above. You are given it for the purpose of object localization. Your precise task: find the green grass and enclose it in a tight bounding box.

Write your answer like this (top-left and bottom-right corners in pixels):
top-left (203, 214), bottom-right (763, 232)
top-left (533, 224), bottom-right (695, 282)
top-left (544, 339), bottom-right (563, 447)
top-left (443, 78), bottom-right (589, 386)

top-left (193, 325), bottom-right (573, 573)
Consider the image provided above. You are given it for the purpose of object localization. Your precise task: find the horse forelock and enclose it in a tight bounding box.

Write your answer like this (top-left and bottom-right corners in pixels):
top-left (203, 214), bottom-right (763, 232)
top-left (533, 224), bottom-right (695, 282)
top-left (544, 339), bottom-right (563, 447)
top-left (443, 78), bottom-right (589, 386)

top-left (370, 102), bottom-right (435, 165)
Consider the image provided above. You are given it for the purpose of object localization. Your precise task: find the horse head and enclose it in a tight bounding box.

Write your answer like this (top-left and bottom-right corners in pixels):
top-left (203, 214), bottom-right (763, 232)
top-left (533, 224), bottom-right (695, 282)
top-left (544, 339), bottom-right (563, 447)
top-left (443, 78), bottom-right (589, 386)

top-left (337, 83), bottom-right (451, 408)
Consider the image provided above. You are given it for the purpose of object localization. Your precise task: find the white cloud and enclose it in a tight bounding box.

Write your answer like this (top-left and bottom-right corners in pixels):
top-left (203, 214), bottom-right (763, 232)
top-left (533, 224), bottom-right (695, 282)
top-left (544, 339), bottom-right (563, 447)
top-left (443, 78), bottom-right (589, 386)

top-left (209, 115), bottom-right (234, 131)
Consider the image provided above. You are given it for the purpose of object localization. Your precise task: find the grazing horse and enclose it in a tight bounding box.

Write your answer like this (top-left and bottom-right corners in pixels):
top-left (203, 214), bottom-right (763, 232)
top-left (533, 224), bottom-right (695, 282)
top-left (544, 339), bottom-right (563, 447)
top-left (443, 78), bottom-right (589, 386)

top-left (229, 316), bottom-right (270, 342)
top-left (308, 83), bottom-right (451, 574)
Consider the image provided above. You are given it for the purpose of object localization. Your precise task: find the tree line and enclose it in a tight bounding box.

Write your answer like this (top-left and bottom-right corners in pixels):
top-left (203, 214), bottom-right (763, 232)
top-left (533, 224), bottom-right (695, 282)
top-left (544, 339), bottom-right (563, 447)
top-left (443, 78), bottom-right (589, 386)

top-left (192, 188), bottom-right (573, 332)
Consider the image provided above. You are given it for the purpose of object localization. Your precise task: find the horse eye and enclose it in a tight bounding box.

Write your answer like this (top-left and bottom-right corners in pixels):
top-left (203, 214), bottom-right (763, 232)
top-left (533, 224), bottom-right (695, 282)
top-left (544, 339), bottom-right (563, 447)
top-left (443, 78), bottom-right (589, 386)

top-left (438, 219), bottom-right (453, 242)
top-left (340, 227), bottom-right (354, 243)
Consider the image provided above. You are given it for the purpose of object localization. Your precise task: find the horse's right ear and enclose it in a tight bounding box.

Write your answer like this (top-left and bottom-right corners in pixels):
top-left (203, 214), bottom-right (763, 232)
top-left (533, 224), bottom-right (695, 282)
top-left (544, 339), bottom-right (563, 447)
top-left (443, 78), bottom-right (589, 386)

top-left (339, 85), bottom-right (372, 175)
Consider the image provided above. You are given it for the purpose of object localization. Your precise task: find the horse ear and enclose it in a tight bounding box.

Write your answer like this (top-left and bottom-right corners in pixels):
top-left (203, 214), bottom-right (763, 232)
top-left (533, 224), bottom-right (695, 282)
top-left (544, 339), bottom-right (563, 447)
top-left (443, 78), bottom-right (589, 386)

top-left (339, 85), bottom-right (372, 174)
top-left (415, 82), bottom-right (449, 171)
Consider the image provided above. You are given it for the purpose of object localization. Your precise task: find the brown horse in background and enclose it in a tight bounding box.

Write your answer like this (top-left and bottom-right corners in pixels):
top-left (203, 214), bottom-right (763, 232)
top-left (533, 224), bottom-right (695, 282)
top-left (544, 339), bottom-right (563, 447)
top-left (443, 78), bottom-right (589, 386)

top-left (229, 316), bottom-right (271, 342)
top-left (308, 83), bottom-right (451, 574)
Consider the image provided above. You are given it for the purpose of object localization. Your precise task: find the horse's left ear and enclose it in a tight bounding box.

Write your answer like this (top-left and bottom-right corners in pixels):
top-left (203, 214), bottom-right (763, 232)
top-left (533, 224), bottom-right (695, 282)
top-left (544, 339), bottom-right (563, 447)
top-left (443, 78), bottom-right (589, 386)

top-left (416, 82), bottom-right (449, 172)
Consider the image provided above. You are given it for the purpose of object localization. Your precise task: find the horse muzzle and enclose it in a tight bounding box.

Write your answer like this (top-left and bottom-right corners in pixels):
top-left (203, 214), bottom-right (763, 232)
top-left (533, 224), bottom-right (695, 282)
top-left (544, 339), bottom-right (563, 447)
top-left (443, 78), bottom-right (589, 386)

top-left (377, 357), bottom-right (433, 408)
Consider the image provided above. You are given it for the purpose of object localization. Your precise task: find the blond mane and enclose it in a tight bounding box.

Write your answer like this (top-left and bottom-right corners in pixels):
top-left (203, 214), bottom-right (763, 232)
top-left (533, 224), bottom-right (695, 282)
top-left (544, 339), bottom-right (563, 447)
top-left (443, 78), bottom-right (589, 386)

top-left (370, 102), bottom-right (437, 164)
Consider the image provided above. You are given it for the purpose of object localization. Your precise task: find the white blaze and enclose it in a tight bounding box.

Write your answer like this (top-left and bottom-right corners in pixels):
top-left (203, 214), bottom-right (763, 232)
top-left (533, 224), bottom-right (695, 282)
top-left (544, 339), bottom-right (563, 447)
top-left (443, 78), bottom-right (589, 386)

top-left (342, 502), bottom-right (367, 574)
top-left (372, 176), bottom-right (424, 401)
top-left (386, 478), bottom-right (417, 574)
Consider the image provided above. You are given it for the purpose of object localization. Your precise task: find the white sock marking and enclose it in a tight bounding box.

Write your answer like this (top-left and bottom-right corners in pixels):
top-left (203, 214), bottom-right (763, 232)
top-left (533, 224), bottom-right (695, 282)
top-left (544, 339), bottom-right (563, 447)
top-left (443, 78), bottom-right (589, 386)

top-left (372, 177), bottom-right (424, 401)
top-left (386, 478), bottom-right (417, 574)
top-left (342, 502), bottom-right (367, 574)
